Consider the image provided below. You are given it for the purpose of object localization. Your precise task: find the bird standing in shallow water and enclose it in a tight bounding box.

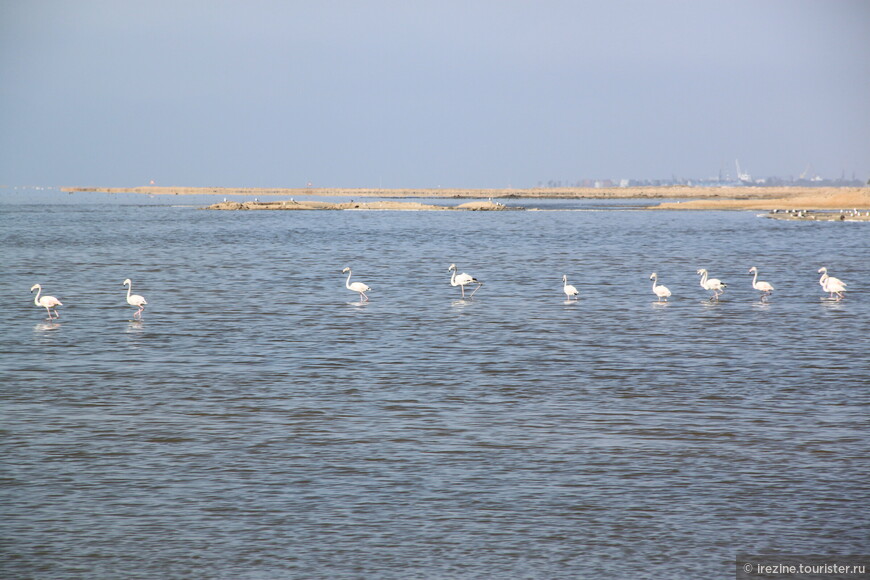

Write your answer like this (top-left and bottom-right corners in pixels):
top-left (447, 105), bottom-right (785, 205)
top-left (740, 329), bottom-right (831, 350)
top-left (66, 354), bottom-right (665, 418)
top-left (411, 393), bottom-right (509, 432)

top-left (448, 264), bottom-right (482, 298)
top-left (818, 267), bottom-right (847, 300)
top-left (748, 267), bottom-right (774, 301)
top-left (30, 284), bottom-right (63, 319)
top-left (697, 268), bottom-right (726, 301)
top-left (343, 267), bottom-right (371, 301)
top-left (562, 274), bottom-right (579, 300)
top-left (649, 273), bottom-right (671, 302)
top-left (123, 279), bottom-right (147, 319)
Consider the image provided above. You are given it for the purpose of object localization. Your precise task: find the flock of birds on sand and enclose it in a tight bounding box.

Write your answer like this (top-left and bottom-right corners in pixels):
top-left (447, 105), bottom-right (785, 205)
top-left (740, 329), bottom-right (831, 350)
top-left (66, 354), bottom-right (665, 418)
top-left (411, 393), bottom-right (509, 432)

top-left (29, 266), bottom-right (849, 321)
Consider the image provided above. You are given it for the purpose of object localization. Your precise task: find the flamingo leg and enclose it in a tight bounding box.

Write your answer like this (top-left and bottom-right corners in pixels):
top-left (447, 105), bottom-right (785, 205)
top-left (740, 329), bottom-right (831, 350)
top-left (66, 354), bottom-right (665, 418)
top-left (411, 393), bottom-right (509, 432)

top-left (470, 282), bottom-right (482, 297)
top-left (460, 285), bottom-right (465, 298)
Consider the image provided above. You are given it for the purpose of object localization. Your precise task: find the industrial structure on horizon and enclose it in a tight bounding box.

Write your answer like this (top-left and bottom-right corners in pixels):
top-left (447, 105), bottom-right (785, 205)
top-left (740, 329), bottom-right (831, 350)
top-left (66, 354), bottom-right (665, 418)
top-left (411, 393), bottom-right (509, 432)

top-left (541, 160), bottom-right (867, 189)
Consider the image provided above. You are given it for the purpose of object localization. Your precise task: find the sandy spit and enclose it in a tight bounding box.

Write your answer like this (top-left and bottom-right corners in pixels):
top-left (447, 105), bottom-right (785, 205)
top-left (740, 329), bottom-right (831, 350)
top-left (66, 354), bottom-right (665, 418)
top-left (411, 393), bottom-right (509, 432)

top-left (61, 185), bottom-right (870, 210)
top-left (60, 185), bottom-right (857, 201)
top-left (203, 199), bottom-right (520, 211)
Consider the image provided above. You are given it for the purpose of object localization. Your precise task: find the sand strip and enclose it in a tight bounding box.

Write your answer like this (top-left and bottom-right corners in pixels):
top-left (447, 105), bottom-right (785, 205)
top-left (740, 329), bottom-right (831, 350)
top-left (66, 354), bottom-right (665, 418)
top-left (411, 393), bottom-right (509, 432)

top-left (203, 199), bottom-right (520, 211)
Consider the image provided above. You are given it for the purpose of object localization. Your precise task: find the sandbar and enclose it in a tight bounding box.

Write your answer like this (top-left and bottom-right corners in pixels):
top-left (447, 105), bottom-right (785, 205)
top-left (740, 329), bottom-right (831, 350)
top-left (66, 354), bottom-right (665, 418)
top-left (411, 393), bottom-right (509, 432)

top-left (652, 187), bottom-right (870, 211)
top-left (204, 199), bottom-right (520, 211)
top-left (61, 185), bottom-right (870, 212)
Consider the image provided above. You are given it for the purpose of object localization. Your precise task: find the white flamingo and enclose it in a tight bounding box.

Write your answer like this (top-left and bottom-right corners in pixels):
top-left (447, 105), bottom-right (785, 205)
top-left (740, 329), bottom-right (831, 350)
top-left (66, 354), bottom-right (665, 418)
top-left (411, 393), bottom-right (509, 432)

top-left (30, 284), bottom-right (63, 319)
top-left (748, 267), bottom-right (774, 300)
top-left (562, 274), bottom-right (579, 300)
top-left (697, 268), bottom-right (726, 300)
top-left (448, 263), bottom-right (482, 298)
top-left (818, 267), bottom-right (847, 300)
top-left (342, 267), bottom-right (371, 301)
top-left (123, 279), bottom-right (147, 319)
top-left (649, 273), bottom-right (671, 302)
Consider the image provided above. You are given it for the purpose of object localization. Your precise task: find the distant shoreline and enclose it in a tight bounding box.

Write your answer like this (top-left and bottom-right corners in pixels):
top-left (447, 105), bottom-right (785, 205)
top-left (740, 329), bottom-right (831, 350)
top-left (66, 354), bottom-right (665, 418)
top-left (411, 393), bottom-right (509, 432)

top-left (61, 185), bottom-right (870, 210)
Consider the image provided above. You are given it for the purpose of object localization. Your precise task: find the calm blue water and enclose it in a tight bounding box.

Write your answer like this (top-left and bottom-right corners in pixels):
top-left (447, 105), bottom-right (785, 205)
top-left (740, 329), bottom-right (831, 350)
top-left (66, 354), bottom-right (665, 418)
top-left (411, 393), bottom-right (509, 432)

top-left (1, 193), bottom-right (868, 579)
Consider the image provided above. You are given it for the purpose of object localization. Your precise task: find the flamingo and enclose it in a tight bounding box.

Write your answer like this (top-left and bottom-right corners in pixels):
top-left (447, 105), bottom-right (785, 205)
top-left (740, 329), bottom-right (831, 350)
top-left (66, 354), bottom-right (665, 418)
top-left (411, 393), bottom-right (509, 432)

top-left (697, 268), bottom-right (726, 301)
top-left (649, 273), bottom-right (671, 302)
top-left (342, 267), bottom-right (371, 301)
top-left (448, 263), bottom-right (482, 298)
top-left (818, 267), bottom-right (846, 290)
top-left (562, 274), bottom-right (579, 300)
top-left (748, 267), bottom-right (774, 300)
top-left (30, 284), bottom-right (63, 319)
top-left (123, 279), bottom-right (147, 319)
top-left (818, 267), bottom-right (847, 300)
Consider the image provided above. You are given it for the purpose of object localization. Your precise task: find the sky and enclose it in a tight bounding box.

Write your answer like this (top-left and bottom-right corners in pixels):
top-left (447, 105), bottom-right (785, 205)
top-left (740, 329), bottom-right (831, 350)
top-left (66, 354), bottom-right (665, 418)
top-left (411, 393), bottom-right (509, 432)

top-left (1, 0), bottom-right (868, 189)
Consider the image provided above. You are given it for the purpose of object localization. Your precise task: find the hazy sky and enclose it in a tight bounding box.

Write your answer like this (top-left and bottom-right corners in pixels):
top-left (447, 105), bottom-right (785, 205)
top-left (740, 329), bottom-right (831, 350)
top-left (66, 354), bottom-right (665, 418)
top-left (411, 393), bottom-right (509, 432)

top-left (1, 0), bottom-right (868, 188)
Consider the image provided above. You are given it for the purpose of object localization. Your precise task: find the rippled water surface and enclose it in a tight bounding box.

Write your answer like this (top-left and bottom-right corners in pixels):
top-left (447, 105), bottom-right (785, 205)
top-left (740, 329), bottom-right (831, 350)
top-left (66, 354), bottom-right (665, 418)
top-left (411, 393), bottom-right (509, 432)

top-left (2, 194), bottom-right (868, 579)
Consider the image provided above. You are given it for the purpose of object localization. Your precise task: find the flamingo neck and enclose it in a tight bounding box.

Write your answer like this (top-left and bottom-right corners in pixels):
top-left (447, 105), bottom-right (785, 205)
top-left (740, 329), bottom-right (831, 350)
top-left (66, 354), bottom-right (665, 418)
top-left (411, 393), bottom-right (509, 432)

top-left (125, 282), bottom-right (132, 300)
top-left (699, 271), bottom-right (707, 286)
top-left (651, 277), bottom-right (658, 291)
top-left (33, 287), bottom-right (41, 306)
top-left (345, 270), bottom-right (353, 290)
top-left (751, 270), bottom-right (758, 288)
top-left (450, 269), bottom-right (457, 286)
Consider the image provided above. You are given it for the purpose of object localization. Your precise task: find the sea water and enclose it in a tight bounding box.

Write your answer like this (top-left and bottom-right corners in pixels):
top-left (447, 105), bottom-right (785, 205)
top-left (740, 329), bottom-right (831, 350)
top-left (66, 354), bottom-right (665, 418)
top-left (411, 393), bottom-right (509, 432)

top-left (1, 193), bottom-right (868, 578)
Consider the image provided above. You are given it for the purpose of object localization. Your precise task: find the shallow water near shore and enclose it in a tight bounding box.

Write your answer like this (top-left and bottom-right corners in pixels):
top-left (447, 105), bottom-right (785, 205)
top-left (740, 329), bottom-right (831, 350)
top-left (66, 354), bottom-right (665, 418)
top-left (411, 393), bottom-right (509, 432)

top-left (1, 196), bottom-right (868, 578)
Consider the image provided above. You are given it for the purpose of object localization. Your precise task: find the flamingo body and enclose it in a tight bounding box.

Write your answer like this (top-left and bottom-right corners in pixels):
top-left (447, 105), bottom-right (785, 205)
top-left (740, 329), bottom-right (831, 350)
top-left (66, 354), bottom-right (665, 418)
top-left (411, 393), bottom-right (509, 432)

top-left (342, 267), bottom-right (371, 301)
top-left (818, 267), bottom-right (847, 300)
top-left (123, 279), bottom-right (147, 319)
top-left (30, 284), bottom-right (63, 319)
top-left (448, 263), bottom-right (482, 298)
top-left (562, 274), bottom-right (579, 300)
top-left (818, 267), bottom-right (846, 299)
top-left (822, 277), bottom-right (847, 299)
top-left (649, 273), bottom-right (671, 301)
top-left (748, 267), bottom-right (774, 300)
top-left (697, 268), bottom-right (726, 300)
